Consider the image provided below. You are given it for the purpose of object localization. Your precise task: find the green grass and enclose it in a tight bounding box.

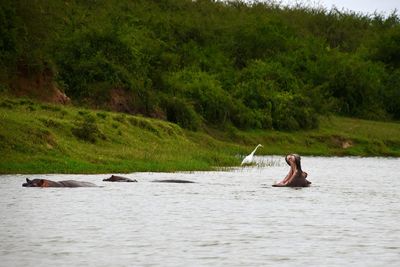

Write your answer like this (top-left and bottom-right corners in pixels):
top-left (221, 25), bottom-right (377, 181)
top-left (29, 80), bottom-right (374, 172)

top-left (227, 116), bottom-right (400, 157)
top-left (1, 97), bottom-right (400, 174)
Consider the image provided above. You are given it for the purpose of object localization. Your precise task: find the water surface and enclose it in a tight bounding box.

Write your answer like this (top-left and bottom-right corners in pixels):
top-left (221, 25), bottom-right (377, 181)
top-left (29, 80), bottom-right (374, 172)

top-left (1, 156), bottom-right (399, 266)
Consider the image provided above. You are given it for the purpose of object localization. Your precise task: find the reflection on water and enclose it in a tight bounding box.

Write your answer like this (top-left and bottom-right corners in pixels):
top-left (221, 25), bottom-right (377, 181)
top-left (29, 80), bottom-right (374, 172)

top-left (1, 156), bottom-right (399, 266)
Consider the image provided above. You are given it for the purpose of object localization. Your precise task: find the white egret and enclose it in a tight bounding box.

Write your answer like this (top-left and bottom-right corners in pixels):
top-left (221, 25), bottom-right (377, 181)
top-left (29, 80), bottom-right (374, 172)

top-left (241, 144), bottom-right (263, 166)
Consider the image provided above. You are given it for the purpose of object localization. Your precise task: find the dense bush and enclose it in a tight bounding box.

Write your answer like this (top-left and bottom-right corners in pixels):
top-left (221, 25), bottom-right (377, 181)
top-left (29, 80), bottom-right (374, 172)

top-left (54, 28), bottom-right (148, 97)
top-left (0, 0), bottom-right (17, 67)
top-left (271, 92), bottom-right (318, 131)
top-left (371, 22), bottom-right (400, 68)
top-left (1, 0), bottom-right (400, 132)
top-left (327, 55), bottom-right (387, 119)
top-left (161, 96), bottom-right (201, 130)
top-left (383, 69), bottom-right (400, 119)
top-left (163, 69), bottom-right (235, 125)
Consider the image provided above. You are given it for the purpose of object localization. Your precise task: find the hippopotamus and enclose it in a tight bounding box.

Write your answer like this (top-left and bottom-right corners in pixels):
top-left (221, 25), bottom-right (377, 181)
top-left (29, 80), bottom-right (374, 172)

top-left (103, 175), bottom-right (137, 182)
top-left (273, 154), bottom-right (311, 187)
top-left (151, 179), bottom-right (195, 183)
top-left (102, 175), bottom-right (193, 183)
top-left (22, 178), bottom-right (97, 187)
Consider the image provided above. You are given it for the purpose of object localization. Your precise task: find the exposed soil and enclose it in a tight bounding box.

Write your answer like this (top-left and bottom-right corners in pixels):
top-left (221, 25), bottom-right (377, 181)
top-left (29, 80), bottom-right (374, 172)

top-left (11, 65), bottom-right (70, 105)
top-left (108, 88), bottom-right (134, 113)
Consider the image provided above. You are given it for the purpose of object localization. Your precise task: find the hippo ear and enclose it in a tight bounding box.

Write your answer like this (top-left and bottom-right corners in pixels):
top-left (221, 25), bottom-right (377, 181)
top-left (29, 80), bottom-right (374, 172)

top-left (26, 178), bottom-right (31, 183)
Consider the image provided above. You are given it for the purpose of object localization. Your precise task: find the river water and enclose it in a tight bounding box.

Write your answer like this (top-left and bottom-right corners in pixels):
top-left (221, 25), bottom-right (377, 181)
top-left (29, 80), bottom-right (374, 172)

top-left (0, 156), bottom-right (399, 266)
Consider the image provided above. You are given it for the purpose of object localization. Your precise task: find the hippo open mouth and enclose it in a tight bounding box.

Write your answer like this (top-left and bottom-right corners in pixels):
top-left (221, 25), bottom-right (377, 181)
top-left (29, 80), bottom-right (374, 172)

top-left (273, 154), bottom-right (311, 187)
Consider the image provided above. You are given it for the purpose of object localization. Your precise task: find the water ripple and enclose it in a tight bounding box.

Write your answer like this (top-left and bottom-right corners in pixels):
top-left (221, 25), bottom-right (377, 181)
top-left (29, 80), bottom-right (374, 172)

top-left (1, 157), bottom-right (400, 266)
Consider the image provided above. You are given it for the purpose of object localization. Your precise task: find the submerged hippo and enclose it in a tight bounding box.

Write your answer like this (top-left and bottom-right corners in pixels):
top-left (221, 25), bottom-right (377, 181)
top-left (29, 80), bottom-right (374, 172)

top-left (22, 178), bottom-right (97, 187)
top-left (103, 175), bottom-right (137, 182)
top-left (151, 179), bottom-right (195, 183)
top-left (273, 154), bottom-right (311, 187)
top-left (102, 175), bottom-right (193, 183)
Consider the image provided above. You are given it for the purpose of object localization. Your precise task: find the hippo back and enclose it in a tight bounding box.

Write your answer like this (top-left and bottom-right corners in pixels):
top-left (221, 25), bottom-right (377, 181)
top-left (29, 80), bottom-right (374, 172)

top-left (103, 175), bottom-right (137, 182)
top-left (151, 179), bottom-right (195, 183)
top-left (58, 180), bottom-right (97, 187)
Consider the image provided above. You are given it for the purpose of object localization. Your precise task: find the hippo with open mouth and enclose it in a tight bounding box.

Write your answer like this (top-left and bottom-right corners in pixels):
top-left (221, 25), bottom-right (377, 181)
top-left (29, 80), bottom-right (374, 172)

top-left (22, 178), bottom-right (97, 187)
top-left (273, 154), bottom-right (311, 187)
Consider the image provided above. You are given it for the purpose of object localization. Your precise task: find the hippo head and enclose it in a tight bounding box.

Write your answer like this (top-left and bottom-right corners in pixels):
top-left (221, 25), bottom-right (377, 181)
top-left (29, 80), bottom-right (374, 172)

top-left (22, 178), bottom-right (45, 187)
top-left (285, 154), bottom-right (295, 165)
top-left (103, 175), bottom-right (136, 182)
top-left (103, 175), bottom-right (117, 182)
top-left (293, 154), bottom-right (302, 169)
top-left (285, 154), bottom-right (302, 169)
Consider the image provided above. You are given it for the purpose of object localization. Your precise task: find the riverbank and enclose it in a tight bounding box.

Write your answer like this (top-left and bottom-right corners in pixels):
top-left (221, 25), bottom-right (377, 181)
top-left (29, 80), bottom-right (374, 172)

top-left (1, 97), bottom-right (400, 174)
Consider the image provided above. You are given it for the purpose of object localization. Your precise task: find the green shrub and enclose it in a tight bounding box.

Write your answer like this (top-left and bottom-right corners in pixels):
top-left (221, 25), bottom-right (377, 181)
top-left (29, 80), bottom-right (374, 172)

top-left (0, 99), bottom-right (14, 109)
top-left (230, 103), bottom-right (273, 130)
top-left (328, 55), bottom-right (387, 119)
top-left (162, 97), bottom-right (200, 131)
top-left (96, 112), bottom-right (108, 119)
top-left (371, 25), bottom-right (400, 68)
top-left (163, 69), bottom-right (235, 125)
top-left (233, 59), bottom-right (300, 114)
top-left (383, 69), bottom-right (400, 119)
top-left (113, 115), bottom-right (126, 124)
top-left (40, 118), bottom-right (61, 129)
top-left (54, 26), bottom-right (151, 103)
top-left (0, 0), bottom-right (17, 65)
top-left (72, 115), bottom-right (105, 143)
top-left (271, 92), bottom-right (318, 131)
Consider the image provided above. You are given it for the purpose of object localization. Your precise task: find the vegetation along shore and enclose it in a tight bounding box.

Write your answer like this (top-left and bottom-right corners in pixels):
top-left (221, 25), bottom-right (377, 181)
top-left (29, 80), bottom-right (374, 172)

top-left (0, 0), bottom-right (399, 173)
top-left (1, 97), bottom-right (400, 174)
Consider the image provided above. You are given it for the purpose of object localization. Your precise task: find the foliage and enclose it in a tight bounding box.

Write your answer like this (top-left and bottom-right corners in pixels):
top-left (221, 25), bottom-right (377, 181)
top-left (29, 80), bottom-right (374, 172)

top-left (0, 0), bottom-right (17, 67)
top-left (382, 69), bottom-right (400, 119)
top-left (370, 17), bottom-right (400, 68)
top-left (1, 0), bottom-right (400, 131)
top-left (163, 69), bottom-right (235, 125)
top-left (161, 96), bottom-right (201, 130)
top-left (72, 115), bottom-right (104, 143)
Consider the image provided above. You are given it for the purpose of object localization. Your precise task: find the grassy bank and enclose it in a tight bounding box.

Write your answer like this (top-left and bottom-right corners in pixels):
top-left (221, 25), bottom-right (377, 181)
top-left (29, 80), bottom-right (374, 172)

top-left (1, 97), bottom-right (400, 174)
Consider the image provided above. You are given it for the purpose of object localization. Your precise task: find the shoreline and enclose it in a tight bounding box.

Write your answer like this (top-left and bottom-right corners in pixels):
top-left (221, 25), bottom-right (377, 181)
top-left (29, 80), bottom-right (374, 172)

top-left (1, 98), bottom-right (400, 174)
top-left (2, 154), bottom-right (399, 176)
